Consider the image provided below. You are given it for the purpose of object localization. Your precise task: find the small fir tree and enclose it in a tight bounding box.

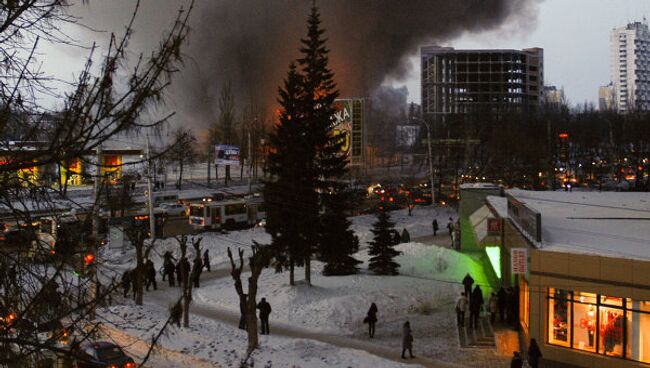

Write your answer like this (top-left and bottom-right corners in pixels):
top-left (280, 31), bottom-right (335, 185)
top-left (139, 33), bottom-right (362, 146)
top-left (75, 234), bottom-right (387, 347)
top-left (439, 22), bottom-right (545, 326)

top-left (368, 208), bottom-right (401, 275)
top-left (319, 189), bottom-right (361, 275)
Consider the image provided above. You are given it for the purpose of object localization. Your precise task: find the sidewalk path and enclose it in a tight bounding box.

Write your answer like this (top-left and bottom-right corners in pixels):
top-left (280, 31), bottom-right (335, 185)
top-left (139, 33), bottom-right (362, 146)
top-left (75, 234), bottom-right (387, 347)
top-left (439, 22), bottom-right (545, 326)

top-left (146, 267), bottom-right (464, 368)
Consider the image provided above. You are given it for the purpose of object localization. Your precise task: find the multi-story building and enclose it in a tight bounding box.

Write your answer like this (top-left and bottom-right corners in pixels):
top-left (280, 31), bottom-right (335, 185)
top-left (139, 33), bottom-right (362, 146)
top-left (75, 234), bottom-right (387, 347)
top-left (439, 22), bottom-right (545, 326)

top-left (598, 83), bottom-right (616, 111)
top-left (543, 85), bottom-right (565, 107)
top-left (421, 46), bottom-right (544, 116)
top-left (610, 21), bottom-right (650, 112)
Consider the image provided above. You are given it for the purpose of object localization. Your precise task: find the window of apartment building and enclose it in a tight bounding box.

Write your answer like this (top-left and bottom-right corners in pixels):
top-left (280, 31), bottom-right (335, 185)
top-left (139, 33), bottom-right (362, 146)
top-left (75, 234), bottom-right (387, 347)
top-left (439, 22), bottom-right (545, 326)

top-left (547, 289), bottom-right (650, 364)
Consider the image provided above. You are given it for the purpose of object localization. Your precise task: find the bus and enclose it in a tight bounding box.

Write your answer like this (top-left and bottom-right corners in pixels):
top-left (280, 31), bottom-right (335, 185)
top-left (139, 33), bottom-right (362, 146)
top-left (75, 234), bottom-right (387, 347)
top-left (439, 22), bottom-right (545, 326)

top-left (188, 197), bottom-right (265, 231)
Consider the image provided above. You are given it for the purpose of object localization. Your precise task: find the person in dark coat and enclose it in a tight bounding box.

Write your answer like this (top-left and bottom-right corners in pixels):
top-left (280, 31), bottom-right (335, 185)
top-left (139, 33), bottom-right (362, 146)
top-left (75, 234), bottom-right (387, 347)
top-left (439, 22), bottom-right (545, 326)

top-left (432, 219), bottom-right (439, 236)
top-left (528, 338), bottom-right (542, 368)
top-left (203, 249), bottom-right (211, 272)
top-left (145, 259), bottom-right (157, 291)
top-left (256, 297), bottom-right (272, 335)
top-left (401, 321), bottom-right (415, 359)
top-left (447, 217), bottom-right (454, 239)
top-left (121, 270), bottom-right (132, 298)
top-left (400, 229), bottom-right (410, 243)
top-left (510, 351), bottom-right (523, 368)
top-left (191, 256), bottom-right (203, 288)
top-left (462, 273), bottom-right (474, 299)
top-left (469, 285), bottom-right (484, 329)
top-left (163, 251), bottom-right (176, 286)
top-left (366, 302), bottom-right (378, 338)
top-left (391, 230), bottom-right (401, 245)
top-left (497, 287), bottom-right (507, 322)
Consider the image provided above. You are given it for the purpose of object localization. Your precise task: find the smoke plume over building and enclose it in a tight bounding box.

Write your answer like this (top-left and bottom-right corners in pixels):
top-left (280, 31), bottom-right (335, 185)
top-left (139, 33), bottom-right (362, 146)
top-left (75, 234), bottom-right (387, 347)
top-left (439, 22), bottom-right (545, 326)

top-left (72, 0), bottom-right (540, 130)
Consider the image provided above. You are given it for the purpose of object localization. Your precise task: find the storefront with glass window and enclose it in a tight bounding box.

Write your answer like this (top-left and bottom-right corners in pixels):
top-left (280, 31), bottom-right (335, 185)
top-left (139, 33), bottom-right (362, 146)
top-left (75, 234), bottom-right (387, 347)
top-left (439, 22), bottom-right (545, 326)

top-left (485, 190), bottom-right (650, 367)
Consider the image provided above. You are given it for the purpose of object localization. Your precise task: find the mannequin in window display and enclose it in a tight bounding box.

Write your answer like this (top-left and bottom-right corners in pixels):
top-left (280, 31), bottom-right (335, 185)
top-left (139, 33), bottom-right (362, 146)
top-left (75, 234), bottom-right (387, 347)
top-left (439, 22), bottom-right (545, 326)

top-left (579, 306), bottom-right (596, 348)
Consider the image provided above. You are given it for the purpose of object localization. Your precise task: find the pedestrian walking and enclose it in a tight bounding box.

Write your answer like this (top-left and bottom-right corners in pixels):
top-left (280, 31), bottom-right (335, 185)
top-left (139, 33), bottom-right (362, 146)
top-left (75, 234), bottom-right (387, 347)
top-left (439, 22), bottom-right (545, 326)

top-left (121, 270), bottom-right (132, 298)
top-left (528, 338), bottom-right (542, 368)
top-left (447, 217), bottom-right (454, 239)
top-left (191, 256), bottom-right (203, 288)
top-left (400, 228), bottom-right (410, 243)
top-left (145, 259), bottom-right (157, 291)
top-left (488, 292), bottom-right (498, 324)
top-left (510, 351), bottom-right (523, 368)
top-left (256, 297), bottom-right (272, 335)
top-left (469, 285), bottom-right (484, 329)
top-left (401, 321), bottom-right (415, 359)
top-left (163, 251), bottom-right (176, 286)
top-left (462, 273), bottom-right (474, 299)
top-left (365, 302), bottom-right (378, 338)
top-left (455, 292), bottom-right (468, 327)
top-left (203, 249), bottom-right (211, 272)
top-left (497, 287), bottom-right (507, 322)
top-left (432, 219), bottom-right (439, 236)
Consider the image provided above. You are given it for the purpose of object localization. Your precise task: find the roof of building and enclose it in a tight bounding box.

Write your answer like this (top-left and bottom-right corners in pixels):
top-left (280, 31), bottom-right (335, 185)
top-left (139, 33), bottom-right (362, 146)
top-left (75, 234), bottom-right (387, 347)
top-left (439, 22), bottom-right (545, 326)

top-left (460, 182), bottom-right (501, 190)
top-left (487, 189), bottom-right (650, 261)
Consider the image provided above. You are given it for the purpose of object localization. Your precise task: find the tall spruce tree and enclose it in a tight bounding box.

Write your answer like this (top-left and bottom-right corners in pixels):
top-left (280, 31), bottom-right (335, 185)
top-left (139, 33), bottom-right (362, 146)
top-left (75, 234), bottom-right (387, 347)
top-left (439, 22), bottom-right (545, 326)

top-left (368, 209), bottom-right (402, 275)
top-left (264, 63), bottom-right (314, 285)
top-left (298, 5), bottom-right (354, 283)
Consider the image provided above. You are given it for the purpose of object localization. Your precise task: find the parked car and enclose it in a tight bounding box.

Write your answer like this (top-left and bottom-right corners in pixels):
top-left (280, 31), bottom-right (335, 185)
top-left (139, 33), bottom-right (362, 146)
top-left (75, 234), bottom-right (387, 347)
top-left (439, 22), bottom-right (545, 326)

top-left (159, 203), bottom-right (187, 217)
top-left (74, 342), bottom-right (135, 368)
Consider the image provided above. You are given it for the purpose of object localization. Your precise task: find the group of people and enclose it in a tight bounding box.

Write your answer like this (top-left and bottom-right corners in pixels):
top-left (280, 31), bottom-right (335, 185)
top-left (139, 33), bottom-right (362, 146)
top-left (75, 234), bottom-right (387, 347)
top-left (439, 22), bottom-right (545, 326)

top-left (162, 249), bottom-right (211, 288)
top-left (363, 303), bottom-right (415, 360)
top-left (121, 249), bottom-right (212, 298)
top-left (431, 217), bottom-right (460, 249)
top-left (238, 295), bottom-right (273, 335)
top-left (511, 339), bottom-right (543, 368)
top-left (455, 273), bottom-right (520, 330)
top-left (121, 259), bottom-right (160, 298)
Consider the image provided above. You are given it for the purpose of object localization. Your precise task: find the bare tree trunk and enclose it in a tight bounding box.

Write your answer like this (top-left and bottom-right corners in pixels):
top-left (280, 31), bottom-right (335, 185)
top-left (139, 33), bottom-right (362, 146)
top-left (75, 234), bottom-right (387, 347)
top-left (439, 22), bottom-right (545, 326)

top-left (305, 256), bottom-right (311, 286)
top-left (178, 160), bottom-right (184, 190)
top-left (289, 259), bottom-right (295, 286)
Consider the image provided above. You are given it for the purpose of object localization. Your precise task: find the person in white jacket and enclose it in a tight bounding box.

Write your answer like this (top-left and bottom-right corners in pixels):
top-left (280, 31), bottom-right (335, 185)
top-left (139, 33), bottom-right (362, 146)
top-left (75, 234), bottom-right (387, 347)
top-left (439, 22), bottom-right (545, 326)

top-left (455, 292), bottom-right (468, 327)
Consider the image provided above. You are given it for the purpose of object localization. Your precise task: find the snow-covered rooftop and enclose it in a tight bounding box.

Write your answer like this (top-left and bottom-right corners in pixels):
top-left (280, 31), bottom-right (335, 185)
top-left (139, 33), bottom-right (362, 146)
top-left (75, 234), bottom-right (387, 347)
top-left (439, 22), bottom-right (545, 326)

top-left (485, 195), bottom-right (508, 218)
top-left (502, 189), bottom-right (650, 261)
top-left (460, 182), bottom-right (500, 190)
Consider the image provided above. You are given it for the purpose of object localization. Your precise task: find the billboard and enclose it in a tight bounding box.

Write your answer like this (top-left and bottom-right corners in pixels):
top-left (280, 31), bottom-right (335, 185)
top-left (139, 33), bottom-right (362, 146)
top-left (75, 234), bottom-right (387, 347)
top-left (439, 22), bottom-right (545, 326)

top-left (214, 145), bottom-right (240, 166)
top-left (396, 125), bottom-right (420, 148)
top-left (507, 194), bottom-right (542, 243)
top-left (511, 248), bottom-right (528, 274)
top-left (333, 98), bottom-right (364, 166)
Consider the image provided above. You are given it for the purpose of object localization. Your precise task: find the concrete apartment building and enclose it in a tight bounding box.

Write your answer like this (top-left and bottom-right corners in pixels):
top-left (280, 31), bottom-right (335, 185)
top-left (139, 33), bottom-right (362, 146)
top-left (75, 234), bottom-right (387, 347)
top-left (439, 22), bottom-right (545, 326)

top-left (599, 83), bottom-right (616, 111)
top-left (610, 21), bottom-right (650, 112)
top-left (420, 46), bottom-right (544, 116)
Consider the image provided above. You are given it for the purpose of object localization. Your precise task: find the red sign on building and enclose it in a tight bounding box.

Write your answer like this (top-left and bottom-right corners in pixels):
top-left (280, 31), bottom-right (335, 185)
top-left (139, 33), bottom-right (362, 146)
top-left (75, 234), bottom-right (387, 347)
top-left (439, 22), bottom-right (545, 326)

top-left (511, 248), bottom-right (528, 274)
top-left (487, 218), bottom-right (501, 236)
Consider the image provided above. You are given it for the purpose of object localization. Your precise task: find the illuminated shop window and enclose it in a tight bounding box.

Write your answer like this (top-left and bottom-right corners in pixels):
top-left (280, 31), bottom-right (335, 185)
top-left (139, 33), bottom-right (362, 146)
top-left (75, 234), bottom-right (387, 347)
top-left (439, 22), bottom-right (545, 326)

top-left (547, 290), bottom-right (650, 364)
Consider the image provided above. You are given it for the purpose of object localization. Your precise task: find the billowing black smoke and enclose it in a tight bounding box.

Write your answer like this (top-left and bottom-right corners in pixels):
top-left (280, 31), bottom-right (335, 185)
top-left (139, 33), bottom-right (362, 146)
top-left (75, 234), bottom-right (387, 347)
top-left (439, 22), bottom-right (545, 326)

top-left (72, 0), bottom-right (540, 130)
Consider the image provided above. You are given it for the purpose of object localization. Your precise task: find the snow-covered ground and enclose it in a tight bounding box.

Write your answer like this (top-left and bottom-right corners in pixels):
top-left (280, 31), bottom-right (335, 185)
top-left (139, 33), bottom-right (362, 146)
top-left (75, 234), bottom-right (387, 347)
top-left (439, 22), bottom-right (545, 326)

top-left (100, 204), bottom-right (508, 367)
top-left (99, 303), bottom-right (421, 368)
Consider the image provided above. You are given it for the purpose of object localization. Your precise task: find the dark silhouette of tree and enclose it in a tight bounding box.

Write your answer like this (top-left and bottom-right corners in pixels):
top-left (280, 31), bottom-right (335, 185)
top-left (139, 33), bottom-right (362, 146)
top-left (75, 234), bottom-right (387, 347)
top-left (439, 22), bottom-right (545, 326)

top-left (368, 209), bottom-right (401, 275)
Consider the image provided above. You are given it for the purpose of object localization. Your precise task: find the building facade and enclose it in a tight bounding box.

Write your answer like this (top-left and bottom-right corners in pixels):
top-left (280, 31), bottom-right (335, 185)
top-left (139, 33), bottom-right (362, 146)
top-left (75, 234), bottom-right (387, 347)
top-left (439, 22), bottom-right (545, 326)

top-left (421, 46), bottom-right (544, 116)
top-left (543, 85), bottom-right (565, 107)
top-left (482, 190), bottom-right (650, 367)
top-left (599, 83), bottom-right (616, 111)
top-left (610, 21), bottom-right (650, 112)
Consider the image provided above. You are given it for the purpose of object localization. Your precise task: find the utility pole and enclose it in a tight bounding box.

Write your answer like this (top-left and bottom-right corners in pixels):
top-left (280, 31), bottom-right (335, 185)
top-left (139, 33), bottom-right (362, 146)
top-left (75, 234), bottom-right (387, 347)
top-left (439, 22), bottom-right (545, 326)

top-left (247, 131), bottom-right (252, 193)
top-left (146, 136), bottom-right (155, 239)
top-left (88, 144), bottom-right (102, 320)
top-left (207, 147), bottom-right (211, 188)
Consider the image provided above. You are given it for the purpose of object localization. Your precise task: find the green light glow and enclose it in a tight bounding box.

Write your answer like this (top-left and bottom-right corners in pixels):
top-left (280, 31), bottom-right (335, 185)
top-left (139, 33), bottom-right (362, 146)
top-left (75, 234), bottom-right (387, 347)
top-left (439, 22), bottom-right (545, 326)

top-left (485, 246), bottom-right (501, 279)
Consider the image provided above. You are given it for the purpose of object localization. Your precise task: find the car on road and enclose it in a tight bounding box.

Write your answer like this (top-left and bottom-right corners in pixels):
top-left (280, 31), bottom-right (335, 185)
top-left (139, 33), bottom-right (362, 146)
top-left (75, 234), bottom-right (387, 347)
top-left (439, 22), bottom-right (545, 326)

top-left (159, 203), bottom-right (187, 217)
top-left (74, 342), bottom-right (135, 368)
